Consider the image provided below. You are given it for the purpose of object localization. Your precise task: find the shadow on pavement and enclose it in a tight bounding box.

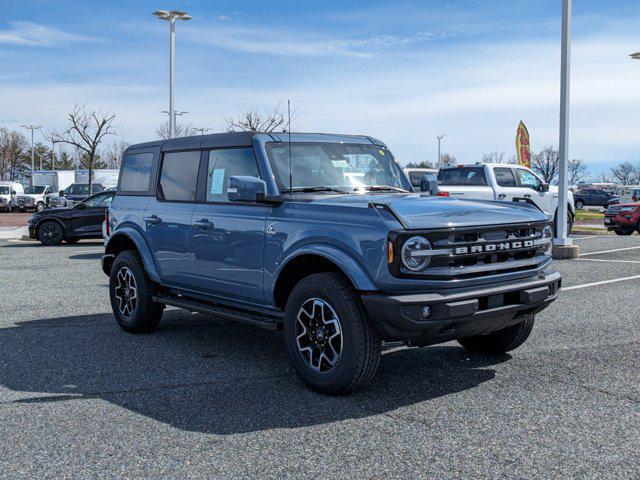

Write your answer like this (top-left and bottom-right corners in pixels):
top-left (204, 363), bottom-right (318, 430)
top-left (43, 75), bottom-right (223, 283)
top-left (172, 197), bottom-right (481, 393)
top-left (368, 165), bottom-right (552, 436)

top-left (0, 312), bottom-right (509, 435)
top-left (68, 252), bottom-right (103, 260)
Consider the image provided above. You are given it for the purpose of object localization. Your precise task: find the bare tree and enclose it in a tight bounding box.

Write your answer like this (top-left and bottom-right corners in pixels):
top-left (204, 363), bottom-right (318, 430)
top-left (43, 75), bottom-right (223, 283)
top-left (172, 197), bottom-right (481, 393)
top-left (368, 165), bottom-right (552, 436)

top-left (610, 161), bottom-right (640, 185)
top-left (223, 103), bottom-right (290, 132)
top-left (103, 140), bottom-right (130, 169)
top-left (568, 158), bottom-right (588, 185)
top-left (437, 153), bottom-right (457, 168)
top-left (155, 120), bottom-right (198, 140)
top-left (481, 151), bottom-right (506, 163)
top-left (406, 160), bottom-right (435, 169)
top-left (51, 104), bottom-right (117, 194)
top-left (531, 146), bottom-right (559, 184)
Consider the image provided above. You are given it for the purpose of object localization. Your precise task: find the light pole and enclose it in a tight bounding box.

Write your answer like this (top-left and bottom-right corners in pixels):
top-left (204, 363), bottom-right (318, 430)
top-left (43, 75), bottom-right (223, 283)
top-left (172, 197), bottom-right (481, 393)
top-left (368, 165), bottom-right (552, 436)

top-left (162, 110), bottom-right (187, 136)
top-left (556, 0), bottom-right (571, 245)
top-left (436, 135), bottom-right (444, 166)
top-left (153, 10), bottom-right (192, 139)
top-left (21, 124), bottom-right (42, 184)
top-left (50, 139), bottom-right (57, 170)
top-left (195, 127), bottom-right (211, 135)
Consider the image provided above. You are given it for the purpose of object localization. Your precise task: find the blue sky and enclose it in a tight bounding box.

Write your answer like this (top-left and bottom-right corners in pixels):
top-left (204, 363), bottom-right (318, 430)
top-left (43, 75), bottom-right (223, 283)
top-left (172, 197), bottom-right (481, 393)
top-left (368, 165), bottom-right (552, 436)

top-left (1, 0), bottom-right (639, 177)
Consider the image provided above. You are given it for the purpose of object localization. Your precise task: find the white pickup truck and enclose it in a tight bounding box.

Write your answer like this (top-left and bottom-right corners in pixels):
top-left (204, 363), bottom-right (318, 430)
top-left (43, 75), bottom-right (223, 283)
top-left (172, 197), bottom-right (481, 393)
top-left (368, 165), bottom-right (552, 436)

top-left (437, 163), bottom-right (574, 233)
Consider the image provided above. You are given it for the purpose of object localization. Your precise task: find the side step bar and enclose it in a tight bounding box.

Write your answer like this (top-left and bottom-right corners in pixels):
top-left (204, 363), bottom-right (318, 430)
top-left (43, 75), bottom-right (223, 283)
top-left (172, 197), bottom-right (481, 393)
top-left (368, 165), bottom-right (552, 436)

top-left (153, 294), bottom-right (281, 330)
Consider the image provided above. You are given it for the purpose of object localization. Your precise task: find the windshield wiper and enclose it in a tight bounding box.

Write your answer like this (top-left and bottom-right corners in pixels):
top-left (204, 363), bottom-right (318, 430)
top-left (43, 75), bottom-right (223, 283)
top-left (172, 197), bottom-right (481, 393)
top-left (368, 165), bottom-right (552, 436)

top-left (361, 185), bottom-right (410, 193)
top-left (282, 186), bottom-right (348, 194)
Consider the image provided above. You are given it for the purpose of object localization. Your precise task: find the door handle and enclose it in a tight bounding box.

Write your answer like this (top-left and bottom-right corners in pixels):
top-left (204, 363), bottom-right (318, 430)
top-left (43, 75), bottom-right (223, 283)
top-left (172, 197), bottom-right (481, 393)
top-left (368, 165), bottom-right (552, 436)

top-left (498, 193), bottom-right (507, 198)
top-left (145, 215), bottom-right (162, 225)
top-left (193, 219), bottom-right (214, 230)
top-left (524, 194), bottom-right (532, 198)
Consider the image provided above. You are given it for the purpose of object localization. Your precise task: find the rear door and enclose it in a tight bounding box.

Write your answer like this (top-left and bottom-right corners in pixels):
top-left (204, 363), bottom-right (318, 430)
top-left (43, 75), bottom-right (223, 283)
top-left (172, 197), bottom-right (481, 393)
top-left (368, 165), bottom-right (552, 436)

top-left (188, 147), bottom-right (268, 305)
top-left (144, 150), bottom-right (201, 287)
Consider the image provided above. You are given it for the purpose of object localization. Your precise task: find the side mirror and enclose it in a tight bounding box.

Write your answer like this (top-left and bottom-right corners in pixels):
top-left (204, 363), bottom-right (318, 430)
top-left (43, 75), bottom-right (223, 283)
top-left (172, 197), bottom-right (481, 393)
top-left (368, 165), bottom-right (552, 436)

top-left (11, 190), bottom-right (16, 195)
top-left (540, 183), bottom-right (550, 192)
top-left (228, 176), bottom-right (267, 202)
top-left (420, 174), bottom-right (439, 196)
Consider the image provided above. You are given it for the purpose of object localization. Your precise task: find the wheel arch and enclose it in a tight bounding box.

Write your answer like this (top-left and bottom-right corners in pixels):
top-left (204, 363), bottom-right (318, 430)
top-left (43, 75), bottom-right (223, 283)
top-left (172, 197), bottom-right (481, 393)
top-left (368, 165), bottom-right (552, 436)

top-left (34, 217), bottom-right (66, 238)
top-left (104, 229), bottom-right (160, 282)
top-left (273, 248), bottom-right (378, 311)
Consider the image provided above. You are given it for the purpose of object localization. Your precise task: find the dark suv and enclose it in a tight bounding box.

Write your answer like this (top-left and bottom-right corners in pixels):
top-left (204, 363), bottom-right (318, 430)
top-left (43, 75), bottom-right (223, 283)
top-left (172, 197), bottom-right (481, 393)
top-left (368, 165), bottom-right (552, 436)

top-left (573, 188), bottom-right (618, 209)
top-left (102, 132), bottom-right (561, 394)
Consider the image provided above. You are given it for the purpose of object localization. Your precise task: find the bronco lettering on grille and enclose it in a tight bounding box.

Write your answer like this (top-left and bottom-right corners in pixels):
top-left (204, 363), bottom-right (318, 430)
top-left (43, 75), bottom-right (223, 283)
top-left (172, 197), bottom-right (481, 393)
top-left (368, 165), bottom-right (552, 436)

top-left (454, 240), bottom-right (534, 255)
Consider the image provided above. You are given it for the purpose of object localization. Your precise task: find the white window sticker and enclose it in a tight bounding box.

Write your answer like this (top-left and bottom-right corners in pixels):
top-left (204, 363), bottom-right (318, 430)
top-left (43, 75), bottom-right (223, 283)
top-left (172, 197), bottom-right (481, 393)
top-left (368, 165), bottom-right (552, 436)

top-left (331, 160), bottom-right (348, 168)
top-left (211, 168), bottom-right (225, 194)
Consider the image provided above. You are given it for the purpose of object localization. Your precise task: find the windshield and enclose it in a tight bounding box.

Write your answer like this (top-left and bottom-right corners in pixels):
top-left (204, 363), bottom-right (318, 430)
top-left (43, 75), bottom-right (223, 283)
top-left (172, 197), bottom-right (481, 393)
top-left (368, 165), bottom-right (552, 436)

top-left (24, 186), bottom-right (46, 194)
top-left (0, 186), bottom-right (10, 195)
top-left (66, 184), bottom-right (90, 195)
top-left (265, 142), bottom-right (410, 192)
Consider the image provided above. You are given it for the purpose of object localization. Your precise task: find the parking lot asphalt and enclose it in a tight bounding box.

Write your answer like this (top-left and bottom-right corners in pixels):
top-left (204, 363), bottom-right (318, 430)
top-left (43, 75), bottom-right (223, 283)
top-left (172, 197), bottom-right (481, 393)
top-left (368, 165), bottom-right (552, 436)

top-left (0, 236), bottom-right (638, 479)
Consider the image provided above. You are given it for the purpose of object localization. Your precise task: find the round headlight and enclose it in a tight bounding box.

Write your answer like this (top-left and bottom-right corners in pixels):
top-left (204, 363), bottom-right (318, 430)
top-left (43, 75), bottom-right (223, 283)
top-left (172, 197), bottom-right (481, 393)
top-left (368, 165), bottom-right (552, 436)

top-left (401, 236), bottom-right (432, 272)
top-left (542, 226), bottom-right (553, 255)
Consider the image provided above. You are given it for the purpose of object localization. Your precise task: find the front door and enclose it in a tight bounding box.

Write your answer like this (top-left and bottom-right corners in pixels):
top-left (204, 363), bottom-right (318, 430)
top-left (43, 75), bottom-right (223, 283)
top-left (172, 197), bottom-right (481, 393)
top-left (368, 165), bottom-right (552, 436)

top-left (68, 192), bottom-right (113, 236)
top-left (188, 147), bottom-right (268, 305)
top-left (144, 150), bottom-right (200, 287)
top-left (513, 167), bottom-right (553, 215)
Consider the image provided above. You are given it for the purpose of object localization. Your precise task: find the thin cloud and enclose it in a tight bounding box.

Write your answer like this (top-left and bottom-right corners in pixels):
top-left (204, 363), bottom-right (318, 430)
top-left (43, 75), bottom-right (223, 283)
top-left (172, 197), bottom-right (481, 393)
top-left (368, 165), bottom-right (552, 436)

top-left (181, 22), bottom-right (441, 58)
top-left (0, 21), bottom-right (93, 47)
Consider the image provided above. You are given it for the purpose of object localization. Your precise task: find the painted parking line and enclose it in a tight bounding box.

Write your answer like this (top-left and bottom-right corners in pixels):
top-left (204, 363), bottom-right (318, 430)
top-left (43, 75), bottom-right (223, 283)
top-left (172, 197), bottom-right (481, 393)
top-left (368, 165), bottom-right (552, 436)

top-left (579, 246), bottom-right (640, 257)
top-left (571, 235), bottom-right (600, 240)
top-left (577, 258), bottom-right (640, 264)
top-left (563, 274), bottom-right (640, 291)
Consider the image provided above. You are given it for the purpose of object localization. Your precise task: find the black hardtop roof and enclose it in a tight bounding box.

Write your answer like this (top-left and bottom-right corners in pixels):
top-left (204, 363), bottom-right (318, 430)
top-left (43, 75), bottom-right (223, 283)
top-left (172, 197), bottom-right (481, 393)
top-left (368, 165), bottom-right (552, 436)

top-left (125, 131), bottom-right (383, 153)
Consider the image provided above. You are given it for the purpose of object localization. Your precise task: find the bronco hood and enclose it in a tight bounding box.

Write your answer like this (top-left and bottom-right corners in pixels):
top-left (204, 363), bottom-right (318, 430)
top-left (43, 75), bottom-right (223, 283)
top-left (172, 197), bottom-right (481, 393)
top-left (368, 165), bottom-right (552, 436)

top-left (369, 194), bottom-right (549, 229)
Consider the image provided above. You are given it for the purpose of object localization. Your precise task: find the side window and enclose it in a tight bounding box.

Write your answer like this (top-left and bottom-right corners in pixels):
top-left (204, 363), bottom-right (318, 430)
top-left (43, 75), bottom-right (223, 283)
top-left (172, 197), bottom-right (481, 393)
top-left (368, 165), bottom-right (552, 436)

top-left (408, 172), bottom-right (424, 188)
top-left (206, 148), bottom-right (260, 203)
top-left (120, 153), bottom-right (153, 192)
top-left (494, 168), bottom-right (517, 187)
top-left (516, 169), bottom-right (541, 190)
top-left (158, 151), bottom-right (201, 202)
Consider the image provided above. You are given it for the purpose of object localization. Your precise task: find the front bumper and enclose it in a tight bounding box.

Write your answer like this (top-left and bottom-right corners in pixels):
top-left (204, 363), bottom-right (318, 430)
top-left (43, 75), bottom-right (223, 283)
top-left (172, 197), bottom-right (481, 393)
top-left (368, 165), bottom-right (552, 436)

top-left (361, 270), bottom-right (561, 344)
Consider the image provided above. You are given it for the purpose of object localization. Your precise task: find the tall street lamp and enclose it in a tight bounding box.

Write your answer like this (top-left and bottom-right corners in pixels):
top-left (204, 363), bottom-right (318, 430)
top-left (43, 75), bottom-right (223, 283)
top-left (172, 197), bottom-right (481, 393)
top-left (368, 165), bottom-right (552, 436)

top-left (162, 110), bottom-right (187, 136)
top-left (195, 127), bottom-right (212, 135)
top-left (21, 124), bottom-right (42, 184)
top-left (436, 135), bottom-right (445, 166)
top-left (153, 10), bottom-right (192, 139)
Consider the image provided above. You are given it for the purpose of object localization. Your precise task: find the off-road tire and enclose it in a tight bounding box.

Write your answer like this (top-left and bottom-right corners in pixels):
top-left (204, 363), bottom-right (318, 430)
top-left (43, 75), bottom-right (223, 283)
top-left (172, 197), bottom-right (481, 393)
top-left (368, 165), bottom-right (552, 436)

top-left (109, 250), bottom-right (163, 333)
top-left (458, 314), bottom-right (535, 355)
top-left (37, 221), bottom-right (64, 246)
top-left (283, 272), bottom-right (381, 395)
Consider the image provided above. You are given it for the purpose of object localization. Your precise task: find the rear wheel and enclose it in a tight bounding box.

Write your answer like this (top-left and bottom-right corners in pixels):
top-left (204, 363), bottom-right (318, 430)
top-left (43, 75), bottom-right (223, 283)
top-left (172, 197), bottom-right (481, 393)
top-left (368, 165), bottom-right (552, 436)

top-left (458, 314), bottom-right (535, 355)
top-left (575, 200), bottom-right (585, 209)
top-left (615, 229), bottom-right (633, 236)
top-left (37, 221), bottom-right (64, 246)
top-left (283, 272), bottom-right (381, 395)
top-left (109, 250), bottom-right (163, 333)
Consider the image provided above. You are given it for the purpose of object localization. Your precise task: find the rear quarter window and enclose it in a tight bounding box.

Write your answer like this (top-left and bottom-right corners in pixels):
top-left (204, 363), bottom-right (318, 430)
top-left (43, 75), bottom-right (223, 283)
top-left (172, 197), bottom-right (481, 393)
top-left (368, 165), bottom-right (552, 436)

top-left (437, 168), bottom-right (487, 186)
top-left (119, 152), bottom-right (154, 192)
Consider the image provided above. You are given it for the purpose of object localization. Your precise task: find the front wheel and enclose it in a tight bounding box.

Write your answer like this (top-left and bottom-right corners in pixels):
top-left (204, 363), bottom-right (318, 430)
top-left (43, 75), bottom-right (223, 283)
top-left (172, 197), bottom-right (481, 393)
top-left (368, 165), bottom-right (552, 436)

top-left (554, 210), bottom-right (573, 237)
top-left (575, 200), bottom-right (585, 209)
top-left (37, 221), bottom-right (64, 246)
top-left (615, 230), bottom-right (633, 236)
top-left (458, 315), bottom-right (534, 355)
top-left (283, 272), bottom-right (381, 395)
top-left (36, 201), bottom-right (45, 212)
top-left (109, 250), bottom-right (163, 333)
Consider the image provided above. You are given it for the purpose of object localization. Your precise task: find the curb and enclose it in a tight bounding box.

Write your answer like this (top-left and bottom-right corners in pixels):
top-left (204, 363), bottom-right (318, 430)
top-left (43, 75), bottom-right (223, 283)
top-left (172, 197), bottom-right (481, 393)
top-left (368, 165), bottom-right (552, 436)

top-left (571, 229), bottom-right (612, 236)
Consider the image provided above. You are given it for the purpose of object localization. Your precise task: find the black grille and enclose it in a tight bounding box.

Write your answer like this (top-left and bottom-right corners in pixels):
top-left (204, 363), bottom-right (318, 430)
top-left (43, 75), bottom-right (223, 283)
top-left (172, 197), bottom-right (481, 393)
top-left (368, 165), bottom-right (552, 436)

top-left (391, 222), bottom-right (550, 280)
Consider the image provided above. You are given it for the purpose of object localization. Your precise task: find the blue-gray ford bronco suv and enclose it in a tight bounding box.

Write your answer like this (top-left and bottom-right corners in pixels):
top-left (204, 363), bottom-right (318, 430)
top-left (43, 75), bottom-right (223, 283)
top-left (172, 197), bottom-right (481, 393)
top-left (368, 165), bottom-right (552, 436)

top-left (102, 132), bottom-right (561, 395)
